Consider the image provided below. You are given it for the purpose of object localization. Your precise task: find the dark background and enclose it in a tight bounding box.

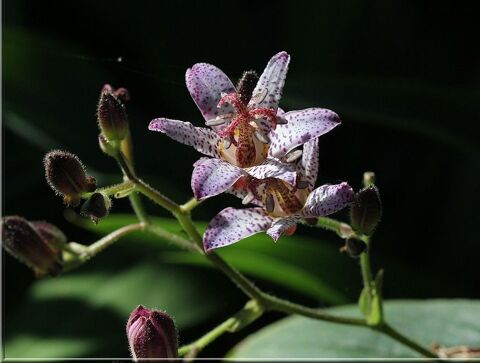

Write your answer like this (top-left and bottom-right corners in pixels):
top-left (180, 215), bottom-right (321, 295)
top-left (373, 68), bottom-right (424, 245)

top-left (3, 0), bottom-right (480, 358)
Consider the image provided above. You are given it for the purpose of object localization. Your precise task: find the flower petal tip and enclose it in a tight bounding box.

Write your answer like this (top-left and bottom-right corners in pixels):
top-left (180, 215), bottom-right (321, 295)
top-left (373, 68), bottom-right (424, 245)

top-left (148, 119), bottom-right (165, 132)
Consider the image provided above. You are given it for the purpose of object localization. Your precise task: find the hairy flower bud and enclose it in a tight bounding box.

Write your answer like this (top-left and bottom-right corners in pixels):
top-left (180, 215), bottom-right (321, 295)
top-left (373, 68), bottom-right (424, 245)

top-left (97, 86), bottom-right (129, 142)
top-left (237, 70), bottom-right (259, 105)
top-left (81, 192), bottom-right (111, 224)
top-left (350, 185), bottom-right (382, 236)
top-left (44, 150), bottom-right (96, 206)
top-left (102, 84), bottom-right (130, 103)
top-left (345, 238), bottom-right (367, 258)
top-left (126, 305), bottom-right (178, 361)
top-left (2, 216), bottom-right (63, 277)
top-left (31, 221), bottom-right (67, 249)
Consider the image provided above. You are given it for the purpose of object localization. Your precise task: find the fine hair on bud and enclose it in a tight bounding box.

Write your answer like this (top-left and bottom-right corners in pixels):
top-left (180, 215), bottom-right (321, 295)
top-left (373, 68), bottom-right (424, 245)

top-left (350, 185), bottom-right (382, 236)
top-left (126, 305), bottom-right (178, 361)
top-left (237, 70), bottom-right (259, 105)
top-left (44, 150), bottom-right (96, 206)
top-left (97, 86), bottom-right (129, 142)
top-left (81, 192), bottom-right (111, 224)
top-left (1, 216), bottom-right (63, 277)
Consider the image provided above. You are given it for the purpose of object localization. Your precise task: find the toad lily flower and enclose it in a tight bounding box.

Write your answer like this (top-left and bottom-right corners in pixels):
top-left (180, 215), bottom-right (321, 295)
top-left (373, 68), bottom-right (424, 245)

top-left (203, 138), bottom-right (354, 251)
top-left (148, 51), bottom-right (341, 169)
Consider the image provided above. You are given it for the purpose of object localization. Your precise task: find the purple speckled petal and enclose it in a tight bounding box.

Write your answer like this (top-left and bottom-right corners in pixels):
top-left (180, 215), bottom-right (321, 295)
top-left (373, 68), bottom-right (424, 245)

top-left (186, 63), bottom-right (236, 124)
top-left (248, 51), bottom-right (290, 110)
top-left (268, 108), bottom-right (341, 158)
top-left (296, 138), bottom-right (319, 191)
top-left (204, 207), bottom-right (273, 251)
top-left (302, 182), bottom-right (354, 218)
top-left (246, 158), bottom-right (297, 186)
top-left (266, 217), bottom-right (298, 241)
top-left (149, 118), bottom-right (222, 158)
top-left (191, 158), bottom-right (244, 200)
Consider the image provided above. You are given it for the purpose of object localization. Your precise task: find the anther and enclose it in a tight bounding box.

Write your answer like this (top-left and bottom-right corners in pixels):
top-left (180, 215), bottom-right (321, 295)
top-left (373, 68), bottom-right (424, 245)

top-left (223, 138), bottom-right (232, 149)
top-left (265, 193), bottom-right (275, 213)
top-left (206, 118), bottom-right (226, 126)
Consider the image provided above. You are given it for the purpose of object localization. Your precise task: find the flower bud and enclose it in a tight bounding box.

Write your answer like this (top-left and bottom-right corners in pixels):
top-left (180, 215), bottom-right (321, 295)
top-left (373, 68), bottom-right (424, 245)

top-left (102, 84), bottom-right (130, 103)
top-left (44, 150), bottom-right (96, 206)
top-left (126, 305), bottom-right (178, 361)
top-left (2, 216), bottom-right (63, 277)
top-left (237, 70), bottom-right (259, 105)
top-left (81, 192), bottom-right (111, 224)
top-left (345, 238), bottom-right (367, 258)
top-left (97, 86), bottom-right (129, 142)
top-left (30, 221), bottom-right (67, 249)
top-left (350, 185), bottom-right (382, 236)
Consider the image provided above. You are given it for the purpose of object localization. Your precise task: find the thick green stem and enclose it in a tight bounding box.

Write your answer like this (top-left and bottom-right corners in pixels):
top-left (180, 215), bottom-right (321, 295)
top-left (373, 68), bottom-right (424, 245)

top-left (178, 300), bottom-right (264, 359)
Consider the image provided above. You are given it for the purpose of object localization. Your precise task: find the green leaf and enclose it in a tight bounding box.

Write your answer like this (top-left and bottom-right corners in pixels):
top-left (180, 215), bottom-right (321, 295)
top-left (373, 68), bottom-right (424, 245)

top-left (4, 263), bottom-right (225, 358)
top-left (81, 214), bottom-right (354, 304)
top-left (230, 299), bottom-right (480, 358)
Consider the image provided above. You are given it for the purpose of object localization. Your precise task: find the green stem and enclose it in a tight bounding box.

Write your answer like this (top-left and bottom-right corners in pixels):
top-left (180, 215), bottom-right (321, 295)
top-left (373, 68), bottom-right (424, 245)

top-left (82, 180), bottom-right (136, 199)
top-left (128, 192), bottom-right (150, 224)
top-left (180, 197), bottom-right (203, 213)
top-left (360, 237), bottom-right (373, 288)
top-left (374, 323), bottom-right (438, 358)
top-left (145, 223), bottom-right (202, 253)
top-left (263, 294), bottom-right (367, 326)
top-left (85, 223), bottom-right (145, 257)
top-left (178, 300), bottom-right (264, 359)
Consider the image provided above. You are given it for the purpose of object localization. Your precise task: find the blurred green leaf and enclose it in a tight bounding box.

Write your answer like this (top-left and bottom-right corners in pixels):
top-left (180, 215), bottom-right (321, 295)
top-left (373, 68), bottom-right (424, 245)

top-left (230, 299), bottom-right (480, 358)
top-left (81, 214), bottom-right (355, 304)
top-left (4, 263), bottom-right (225, 358)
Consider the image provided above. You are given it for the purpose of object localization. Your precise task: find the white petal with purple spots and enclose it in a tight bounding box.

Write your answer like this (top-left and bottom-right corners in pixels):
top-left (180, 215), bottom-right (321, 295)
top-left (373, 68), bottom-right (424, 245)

top-left (266, 217), bottom-right (298, 241)
top-left (269, 108), bottom-right (341, 158)
top-left (296, 138), bottom-right (319, 191)
top-left (186, 63), bottom-right (236, 125)
top-left (248, 51), bottom-right (290, 110)
top-left (191, 158), bottom-right (245, 200)
top-left (204, 207), bottom-right (273, 251)
top-left (246, 158), bottom-right (297, 186)
top-left (149, 118), bottom-right (222, 158)
top-left (302, 182), bottom-right (354, 217)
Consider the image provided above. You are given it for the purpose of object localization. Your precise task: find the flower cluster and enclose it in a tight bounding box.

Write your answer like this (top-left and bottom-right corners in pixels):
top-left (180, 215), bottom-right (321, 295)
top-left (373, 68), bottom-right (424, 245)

top-left (150, 51), bottom-right (354, 251)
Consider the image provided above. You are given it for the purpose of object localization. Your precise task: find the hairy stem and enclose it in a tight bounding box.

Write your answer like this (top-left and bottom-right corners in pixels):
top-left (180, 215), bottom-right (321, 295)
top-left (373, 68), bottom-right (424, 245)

top-left (180, 197), bottom-right (203, 213)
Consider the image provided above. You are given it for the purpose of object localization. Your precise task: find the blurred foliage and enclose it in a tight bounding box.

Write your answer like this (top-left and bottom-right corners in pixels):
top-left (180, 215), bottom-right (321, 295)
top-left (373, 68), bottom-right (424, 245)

top-left (3, 0), bottom-right (479, 358)
top-left (230, 300), bottom-right (480, 358)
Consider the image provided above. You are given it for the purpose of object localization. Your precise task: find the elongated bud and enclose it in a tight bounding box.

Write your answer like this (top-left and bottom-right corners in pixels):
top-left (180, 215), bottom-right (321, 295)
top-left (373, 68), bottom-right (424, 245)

top-left (81, 192), bottom-right (111, 224)
top-left (345, 238), bottom-right (367, 258)
top-left (97, 86), bottom-right (129, 142)
top-left (350, 185), bottom-right (382, 236)
top-left (44, 150), bottom-right (96, 206)
top-left (31, 221), bottom-right (67, 249)
top-left (237, 70), bottom-right (259, 105)
top-left (1, 216), bottom-right (63, 277)
top-left (126, 305), bottom-right (178, 361)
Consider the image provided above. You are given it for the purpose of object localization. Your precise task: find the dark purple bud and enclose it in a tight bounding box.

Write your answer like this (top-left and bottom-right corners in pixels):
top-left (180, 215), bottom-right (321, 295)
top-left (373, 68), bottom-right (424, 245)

top-left (2, 216), bottom-right (63, 277)
top-left (345, 238), bottom-right (367, 258)
top-left (102, 84), bottom-right (130, 103)
top-left (97, 86), bottom-right (129, 142)
top-left (44, 150), bottom-right (96, 206)
top-left (350, 185), bottom-right (382, 236)
top-left (236, 70), bottom-right (259, 105)
top-left (126, 305), bottom-right (178, 361)
top-left (30, 221), bottom-right (67, 249)
top-left (81, 192), bottom-right (111, 224)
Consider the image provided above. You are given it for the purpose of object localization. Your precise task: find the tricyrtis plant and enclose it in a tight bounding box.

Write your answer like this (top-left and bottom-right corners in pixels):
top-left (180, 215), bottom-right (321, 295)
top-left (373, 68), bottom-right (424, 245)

top-left (3, 52), bottom-right (441, 360)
